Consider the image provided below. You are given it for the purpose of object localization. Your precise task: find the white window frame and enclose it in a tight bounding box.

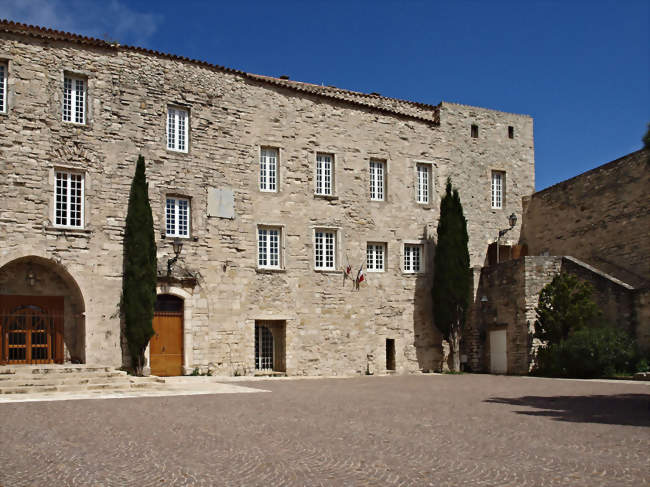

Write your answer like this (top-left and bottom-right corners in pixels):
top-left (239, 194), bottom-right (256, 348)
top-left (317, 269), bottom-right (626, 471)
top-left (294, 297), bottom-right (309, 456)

top-left (315, 153), bottom-right (334, 196)
top-left (54, 171), bottom-right (84, 229)
top-left (260, 147), bottom-right (279, 192)
top-left (491, 171), bottom-right (504, 209)
top-left (257, 225), bottom-right (282, 269)
top-left (366, 242), bottom-right (386, 272)
top-left (165, 196), bottom-right (190, 238)
top-left (314, 229), bottom-right (337, 270)
top-left (416, 162), bottom-right (432, 204)
top-left (0, 62), bottom-right (7, 114)
top-left (403, 243), bottom-right (424, 274)
top-left (369, 159), bottom-right (385, 201)
top-left (62, 75), bottom-right (86, 124)
top-left (167, 107), bottom-right (189, 153)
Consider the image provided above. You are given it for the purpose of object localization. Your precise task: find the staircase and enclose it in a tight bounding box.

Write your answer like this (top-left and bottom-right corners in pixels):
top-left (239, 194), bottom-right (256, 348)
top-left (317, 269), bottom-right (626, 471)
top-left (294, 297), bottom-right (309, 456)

top-left (0, 364), bottom-right (166, 395)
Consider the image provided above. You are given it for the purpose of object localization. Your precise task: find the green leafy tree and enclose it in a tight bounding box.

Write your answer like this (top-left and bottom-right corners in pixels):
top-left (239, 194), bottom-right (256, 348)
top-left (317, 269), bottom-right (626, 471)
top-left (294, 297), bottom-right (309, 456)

top-left (122, 155), bottom-right (157, 375)
top-left (433, 178), bottom-right (470, 371)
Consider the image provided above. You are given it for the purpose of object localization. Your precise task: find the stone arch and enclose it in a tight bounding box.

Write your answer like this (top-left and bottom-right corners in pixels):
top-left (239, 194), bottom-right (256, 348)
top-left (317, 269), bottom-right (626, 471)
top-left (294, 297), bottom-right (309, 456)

top-left (0, 255), bottom-right (86, 363)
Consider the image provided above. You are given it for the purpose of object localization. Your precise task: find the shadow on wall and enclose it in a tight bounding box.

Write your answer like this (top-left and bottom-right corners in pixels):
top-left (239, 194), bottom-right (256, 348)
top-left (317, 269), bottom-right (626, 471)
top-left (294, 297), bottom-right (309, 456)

top-left (485, 393), bottom-right (650, 427)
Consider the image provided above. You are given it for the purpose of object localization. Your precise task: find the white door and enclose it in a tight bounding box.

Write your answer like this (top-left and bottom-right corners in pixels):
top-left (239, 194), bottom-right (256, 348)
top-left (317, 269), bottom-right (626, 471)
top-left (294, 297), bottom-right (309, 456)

top-left (489, 329), bottom-right (507, 374)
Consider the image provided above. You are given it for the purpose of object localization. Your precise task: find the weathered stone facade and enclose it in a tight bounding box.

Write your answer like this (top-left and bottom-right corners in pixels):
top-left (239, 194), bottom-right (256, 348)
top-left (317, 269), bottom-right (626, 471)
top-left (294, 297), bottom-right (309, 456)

top-left (0, 22), bottom-right (535, 375)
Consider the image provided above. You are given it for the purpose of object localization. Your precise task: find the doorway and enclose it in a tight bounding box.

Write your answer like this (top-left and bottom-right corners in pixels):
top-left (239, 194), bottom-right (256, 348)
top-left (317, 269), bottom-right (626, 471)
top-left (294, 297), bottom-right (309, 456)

top-left (489, 329), bottom-right (507, 374)
top-left (151, 294), bottom-right (184, 376)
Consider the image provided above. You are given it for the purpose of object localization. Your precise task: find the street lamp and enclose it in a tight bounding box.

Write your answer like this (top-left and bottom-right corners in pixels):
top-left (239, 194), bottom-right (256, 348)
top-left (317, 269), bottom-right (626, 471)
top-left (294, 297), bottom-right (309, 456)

top-left (167, 238), bottom-right (183, 276)
top-left (496, 213), bottom-right (517, 264)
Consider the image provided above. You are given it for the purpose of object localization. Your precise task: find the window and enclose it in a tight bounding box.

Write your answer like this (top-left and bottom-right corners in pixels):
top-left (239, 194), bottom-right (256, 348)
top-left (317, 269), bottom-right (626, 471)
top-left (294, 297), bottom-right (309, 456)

top-left (491, 171), bottom-right (504, 209)
top-left (0, 62), bottom-right (6, 113)
top-left (369, 160), bottom-right (385, 201)
top-left (508, 126), bottom-right (514, 139)
top-left (471, 124), bottom-right (479, 138)
top-left (258, 226), bottom-right (281, 269)
top-left (260, 147), bottom-right (278, 192)
top-left (54, 171), bottom-right (84, 228)
top-left (416, 164), bottom-right (430, 204)
top-left (315, 153), bottom-right (334, 195)
top-left (167, 107), bottom-right (189, 152)
top-left (366, 243), bottom-right (386, 272)
top-left (63, 75), bottom-right (86, 124)
top-left (404, 244), bottom-right (423, 273)
top-left (166, 197), bottom-right (190, 237)
top-left (314, 229), bottom-right (336, 270)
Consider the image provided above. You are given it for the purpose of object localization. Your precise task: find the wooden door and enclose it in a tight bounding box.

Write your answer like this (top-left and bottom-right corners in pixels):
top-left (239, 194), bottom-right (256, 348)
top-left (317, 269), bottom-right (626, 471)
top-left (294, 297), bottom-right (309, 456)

top-left (151, 312), bottom-right (183, 376)
top-left (0, 295), bottom-right (64, 365)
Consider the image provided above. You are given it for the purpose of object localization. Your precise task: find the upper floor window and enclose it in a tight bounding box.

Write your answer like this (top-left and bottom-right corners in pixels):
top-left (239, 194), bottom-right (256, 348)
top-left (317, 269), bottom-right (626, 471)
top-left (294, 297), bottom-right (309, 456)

top-left (366, 243), bottom-right (386, 272)
top-left (471, 124), bottom-right (479, 138)
top-left (63, 75), bottom-right (86, 124)
top-left (167, 107), bottom-right (188, 152)
top-left (491, 171), bottom-right (505, 209)
top-left (260, 147), bottom-right (278, 192)
top-left (369, 160), bottom-right (385, 201)
top-left (404, 244), bottom-right (423, 273)
top-left (0, 62), bottom-right (6, 113)
top-left (314, 229), bottom-right (336, 270)
top-left (508, 126), bottom-right (514, 139)
top-left (416, 164), bottom-right (430, 204)
top-left (166, 196), bottom-right (190, 237)
top-left (258, 226), bottom-right (282, 269)
top-left (54, 171), bottom-right (84, 228)
top-left (315, 153), bottom-right (334, 196)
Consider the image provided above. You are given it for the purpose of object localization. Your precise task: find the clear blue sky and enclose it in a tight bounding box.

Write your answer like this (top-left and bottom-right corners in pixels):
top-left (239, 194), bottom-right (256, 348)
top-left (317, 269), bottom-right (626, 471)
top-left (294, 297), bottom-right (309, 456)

top-left (2, 0), bottom-right (648, 189)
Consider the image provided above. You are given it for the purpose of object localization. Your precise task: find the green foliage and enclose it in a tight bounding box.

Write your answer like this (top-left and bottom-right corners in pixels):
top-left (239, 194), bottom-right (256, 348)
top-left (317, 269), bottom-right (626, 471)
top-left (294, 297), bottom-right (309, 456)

top-left (534, 273), bottom-right (602, 345)
top-left (432, 178), bottom-right (471, 341)
top-left (643, 123), bottom-right (650, 149)
top-left (122, 155), bottom-right (157, 375)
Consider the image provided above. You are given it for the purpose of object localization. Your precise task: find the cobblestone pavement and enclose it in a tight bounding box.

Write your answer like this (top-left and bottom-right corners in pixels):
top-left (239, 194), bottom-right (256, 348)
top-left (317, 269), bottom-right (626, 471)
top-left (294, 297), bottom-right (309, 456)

top-left (0, 374), bottom-right (648, 486)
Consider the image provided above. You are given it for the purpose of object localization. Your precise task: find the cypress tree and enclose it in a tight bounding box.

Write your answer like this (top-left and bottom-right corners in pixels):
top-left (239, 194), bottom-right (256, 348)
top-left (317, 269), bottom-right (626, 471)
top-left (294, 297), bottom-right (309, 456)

top-left (433, 178), bottom-right (470, 371)
top-left (122, 155), bottom-right (157, 375)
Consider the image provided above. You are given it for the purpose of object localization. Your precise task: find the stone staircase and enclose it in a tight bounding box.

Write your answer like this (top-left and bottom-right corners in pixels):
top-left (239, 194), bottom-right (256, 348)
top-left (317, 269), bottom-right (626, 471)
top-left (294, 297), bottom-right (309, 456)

top-left (0, 364), bottom-right (166, 395)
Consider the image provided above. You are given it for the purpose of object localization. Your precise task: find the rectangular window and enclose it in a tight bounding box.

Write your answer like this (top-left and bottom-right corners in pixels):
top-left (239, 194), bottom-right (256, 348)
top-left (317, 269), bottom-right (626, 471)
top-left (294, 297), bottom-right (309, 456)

top-left (471, 124), bottom-right (479, 138)
top-left (315, 153), bottom-right (333, 195)
top-left (366, 243), bottom-right (386, 272)
top-left (0, 62), bottom-right (6, 113)
top-left (508, 126), bottom-right (514, 139)
top-left (260, 147), bottom-right (278, 192)
top-left (54, 171), bottom-right (84, 228)
top-left (369, 160), bottom-right (385, 201)
top-left (167, 107), bottom-right (189, 152)
top-left (404, 244), bottom-right (422, 273)
top-left (491, 171), bottom-right (504, 209)
top-left (416, 164), bottom-right (430, 204)
top-left (166, 197), bottom-right (190, 237)
top-left (314, 230), bottom-right (336, 270)
top-left (258, 226), bottom-right (281, 269)
top-left (63, 75), bottom-right (86, 124)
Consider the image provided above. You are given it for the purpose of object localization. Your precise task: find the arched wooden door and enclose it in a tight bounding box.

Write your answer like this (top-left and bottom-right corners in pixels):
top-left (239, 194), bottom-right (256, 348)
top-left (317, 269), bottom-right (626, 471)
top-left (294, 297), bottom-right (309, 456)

top-left (150, 295), bottom-right (183, 376)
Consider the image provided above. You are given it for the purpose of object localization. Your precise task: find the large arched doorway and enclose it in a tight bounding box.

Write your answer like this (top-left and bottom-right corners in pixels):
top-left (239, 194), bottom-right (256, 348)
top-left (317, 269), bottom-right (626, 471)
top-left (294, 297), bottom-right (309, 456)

top-left (0, 256), bottom-right (85, 364)
top-left (151, 294), bottom-right (184, 376)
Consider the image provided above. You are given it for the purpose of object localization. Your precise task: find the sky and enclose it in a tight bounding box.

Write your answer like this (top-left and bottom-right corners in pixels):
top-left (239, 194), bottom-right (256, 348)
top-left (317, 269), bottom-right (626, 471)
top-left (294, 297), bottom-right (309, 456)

top-left (1, 0), bottom-right (648, 190)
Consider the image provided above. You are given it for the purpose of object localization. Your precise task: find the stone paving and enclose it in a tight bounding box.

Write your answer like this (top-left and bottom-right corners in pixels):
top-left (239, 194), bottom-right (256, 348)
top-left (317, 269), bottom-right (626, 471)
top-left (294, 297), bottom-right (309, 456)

top-left (0, 374), bottom-right (648, 486)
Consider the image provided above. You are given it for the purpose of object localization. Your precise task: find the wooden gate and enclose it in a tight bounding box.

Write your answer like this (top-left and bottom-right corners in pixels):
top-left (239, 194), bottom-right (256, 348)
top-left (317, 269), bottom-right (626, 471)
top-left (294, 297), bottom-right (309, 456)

top-left (151, 295), bottom-right (183, 376)
top-left (0, 295), bottom-right (64, 365)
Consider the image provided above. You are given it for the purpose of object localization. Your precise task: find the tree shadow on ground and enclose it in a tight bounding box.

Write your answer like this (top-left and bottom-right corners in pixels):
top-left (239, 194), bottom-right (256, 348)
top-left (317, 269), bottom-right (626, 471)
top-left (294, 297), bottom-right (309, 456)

top-left (485, 393), bottom-right (650, 427)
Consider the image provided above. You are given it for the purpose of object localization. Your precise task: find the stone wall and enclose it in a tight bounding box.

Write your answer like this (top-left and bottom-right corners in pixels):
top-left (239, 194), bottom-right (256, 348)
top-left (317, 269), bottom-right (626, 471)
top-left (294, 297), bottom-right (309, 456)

top-left (0, 27), bottom-right (535, 375)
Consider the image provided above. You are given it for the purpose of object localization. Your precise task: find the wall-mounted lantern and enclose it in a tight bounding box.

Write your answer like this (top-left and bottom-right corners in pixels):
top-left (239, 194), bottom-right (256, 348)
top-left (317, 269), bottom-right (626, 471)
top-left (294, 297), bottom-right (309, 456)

top-left (167, 238), bottom-right (183, 276)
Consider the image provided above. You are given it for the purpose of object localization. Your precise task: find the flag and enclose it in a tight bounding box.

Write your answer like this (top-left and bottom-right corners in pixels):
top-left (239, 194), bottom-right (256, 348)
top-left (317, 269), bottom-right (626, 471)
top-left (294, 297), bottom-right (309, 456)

top-left (346, 264), bottom-right (352, 276)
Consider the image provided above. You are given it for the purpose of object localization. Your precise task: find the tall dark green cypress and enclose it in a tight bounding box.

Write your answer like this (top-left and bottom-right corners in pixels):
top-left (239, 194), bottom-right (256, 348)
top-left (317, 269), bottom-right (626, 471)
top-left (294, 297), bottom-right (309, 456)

top-left (433, 178), bottom-right (470, 371)
top-left (123, 155), bottom-right (157, 375)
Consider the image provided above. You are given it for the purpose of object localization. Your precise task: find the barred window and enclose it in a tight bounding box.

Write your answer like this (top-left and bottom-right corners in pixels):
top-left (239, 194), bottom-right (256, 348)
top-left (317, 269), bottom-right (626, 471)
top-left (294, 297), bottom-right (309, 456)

top-left (315, 153), bottom-right (333, 195)
top-left (404, 244), bottom-right (422, 273)
top-left (0, 63), bottom-right (6, 113)
top-left (366, 243), bottom-right (386, 272)
top-left (258, 226), bottom-right (281, 269)
top-left (54, 171), bottom-right (84, 228)
top-left (63, 75), bottom-right (86, 124)
top-left (167, 107), bottom-right (189, 152)
top-left (260, 148), bottom-right (278, 192)
top-left (369, 160), bottom-right (385, 201)
top-left (491, 171), bottom-right (504, 209)
top-left (417, 164), bottom-right (430, 203)
top-left (166, 197), bottom-right (190, 237)
top-left (315, 230), bottom-right (336, 270)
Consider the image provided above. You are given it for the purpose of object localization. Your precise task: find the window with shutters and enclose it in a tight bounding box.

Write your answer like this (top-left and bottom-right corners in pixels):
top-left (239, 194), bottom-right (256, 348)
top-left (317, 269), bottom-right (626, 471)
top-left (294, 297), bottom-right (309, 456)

top-left (314, 229), bottom-right (336, 270)
top-left (491, 171), bottom-right (505, 209)
top-left (63, 75), bottom-right (86, 124)
top-left (366, 243), bottom-right (386, 272)
top-left (260, 147), bottom-right (278, 192)
top-left (0, 62), bottom-right (7, 113)
top-left (165, 197), bottom-right (190, 237)
top-left (315, 153), bottom-right (334, 196)
top-left (257, 226), bottom-right (282, 269)
top-left (369, 160), bottom-right (385, 201)
top-left (167, 107), bottom-right (189, 152)
top-left (403, 244), bottom-right (423, 273)
top-left (54, 171), bottom-right (84, 228)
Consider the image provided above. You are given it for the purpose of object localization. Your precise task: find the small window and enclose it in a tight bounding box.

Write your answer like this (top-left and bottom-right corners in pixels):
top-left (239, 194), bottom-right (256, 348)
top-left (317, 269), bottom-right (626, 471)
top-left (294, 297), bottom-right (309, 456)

top-left (471, 124), bottom-right (479, 138)
top-left (315, 153), bottom-right (334, 196)
top-left (258, 226), bottom-right (282, 269)
top-left (416, 164), bottom-right (430, 204)
top-left (63, 75), bottom-right (86, 124)
top-left (0, 62), bottom-right (7, 113)
top-left (54, 171), bottom-right (84, 228)
top-left (386, 338), bottom-right (396, 371)
top-left (260, 147), bottom-right (278, 192)
top-left (167, 107), bottom-right (189, 152)
top-left (314, 229), bottom-right (336, 270)
top-left (491, 171), bottom-right (505, 209)
top-left (404, 244), bottom-right (423, 273)
top-left (508, 126), bottom-right (514, 139)
top-left (369, 159), bottom-right (385, 201)
top-left (166, 196), bottom-right (190, 237)
top-left (366, 243), bottom-right (386, 272)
